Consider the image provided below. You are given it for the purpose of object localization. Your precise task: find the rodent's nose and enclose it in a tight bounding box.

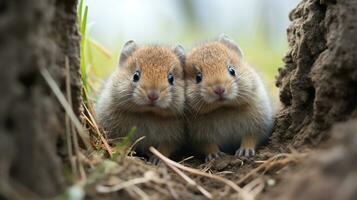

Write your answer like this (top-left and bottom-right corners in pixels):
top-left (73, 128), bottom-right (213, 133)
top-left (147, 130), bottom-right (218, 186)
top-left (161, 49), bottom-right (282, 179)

top-left (147, 91), bottom-right (159, 102)
top-left (214, 86), bottom-right (226, 96)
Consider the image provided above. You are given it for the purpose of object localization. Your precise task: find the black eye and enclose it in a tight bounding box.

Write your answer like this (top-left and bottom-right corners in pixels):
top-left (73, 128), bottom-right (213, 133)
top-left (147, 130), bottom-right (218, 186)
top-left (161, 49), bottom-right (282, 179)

top-left (196, 72), bottom-right (202, 83)
top-left (133, 70), bottom-right (140, 82)
top-left (228, 65), bottom-right (236, 76)
top-left (168, 73), bottom-right (174, 85)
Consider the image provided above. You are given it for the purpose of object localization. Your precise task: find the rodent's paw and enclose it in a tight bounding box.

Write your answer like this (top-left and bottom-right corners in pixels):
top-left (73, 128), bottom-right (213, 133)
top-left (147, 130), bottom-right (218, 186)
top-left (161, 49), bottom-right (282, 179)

top-left (235, 148), bottom-right (255, 157)
top-left (148, 155), bottom-right (161, 165)
top-left (205, 151), bottom-right (226, 162)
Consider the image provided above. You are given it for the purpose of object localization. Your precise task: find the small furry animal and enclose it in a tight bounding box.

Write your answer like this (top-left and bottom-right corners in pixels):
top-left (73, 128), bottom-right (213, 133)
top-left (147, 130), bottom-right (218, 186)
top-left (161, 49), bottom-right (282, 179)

top-left (184, 34), bottom-right (273, 161)
top-left (96, 41), bottom-right (186, 163)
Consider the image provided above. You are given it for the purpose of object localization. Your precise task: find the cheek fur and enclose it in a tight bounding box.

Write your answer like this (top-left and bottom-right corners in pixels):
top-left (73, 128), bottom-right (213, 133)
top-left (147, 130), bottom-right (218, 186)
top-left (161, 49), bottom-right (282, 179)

top-left (132, 85), bottom-right (148, 105)
top-left (201, 86), bottom-right (217, 103)
top-left (114, 79), bottom-right (133, 98)
top-left (171, 83), bottom-right (185, 111)
top-left (157, 88), bottom-right (172, 107)
top-left (186, 81), bottom-right (203, 106)
top-left (225, 78), bottom-right (239, 100)
top-left (160, 80), bottom-right (185, 109)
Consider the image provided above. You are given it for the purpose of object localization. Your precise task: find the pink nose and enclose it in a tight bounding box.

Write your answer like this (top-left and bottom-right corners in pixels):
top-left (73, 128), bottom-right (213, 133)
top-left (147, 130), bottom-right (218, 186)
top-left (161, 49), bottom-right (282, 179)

top-left (214, 87), bottom-right (225, 96)
top-left (147, 92), bottom-right (159, 102)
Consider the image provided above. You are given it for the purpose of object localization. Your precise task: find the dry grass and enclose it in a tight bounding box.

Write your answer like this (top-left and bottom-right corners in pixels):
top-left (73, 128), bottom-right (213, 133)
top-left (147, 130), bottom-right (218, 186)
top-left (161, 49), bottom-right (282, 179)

top-left (74, 144), bottom-right (307, 200)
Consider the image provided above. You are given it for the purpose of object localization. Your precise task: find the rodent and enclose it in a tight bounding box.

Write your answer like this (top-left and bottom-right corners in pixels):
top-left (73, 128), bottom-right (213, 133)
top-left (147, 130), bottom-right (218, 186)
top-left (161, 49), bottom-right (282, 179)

top-left (96, 40), bottom-right (186, 163)
top-left (184, 34), bottom-right (273, 161)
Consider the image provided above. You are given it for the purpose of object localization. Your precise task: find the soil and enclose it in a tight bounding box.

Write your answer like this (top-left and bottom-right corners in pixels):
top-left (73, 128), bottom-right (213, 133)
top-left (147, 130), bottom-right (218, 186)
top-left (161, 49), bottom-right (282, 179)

top-left (85, 147), bottom-right (295, 200)
top-left (262, 119), bottom-right (357, 200)
top-left (274, 0), bottom-right (357, 147)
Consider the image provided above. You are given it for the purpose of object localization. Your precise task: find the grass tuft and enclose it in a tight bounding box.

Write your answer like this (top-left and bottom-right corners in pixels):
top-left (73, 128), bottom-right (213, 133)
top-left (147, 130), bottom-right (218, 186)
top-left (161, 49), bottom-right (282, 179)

top-left (79, 3), bottom-right (89, 94)
top-left (112, 127), bottom-right (137, 160)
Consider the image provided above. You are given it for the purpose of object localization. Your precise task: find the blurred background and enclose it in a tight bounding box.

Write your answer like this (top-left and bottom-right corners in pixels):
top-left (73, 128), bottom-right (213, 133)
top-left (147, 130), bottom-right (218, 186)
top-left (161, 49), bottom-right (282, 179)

top-left (83, 0), bottom-right (299, 108)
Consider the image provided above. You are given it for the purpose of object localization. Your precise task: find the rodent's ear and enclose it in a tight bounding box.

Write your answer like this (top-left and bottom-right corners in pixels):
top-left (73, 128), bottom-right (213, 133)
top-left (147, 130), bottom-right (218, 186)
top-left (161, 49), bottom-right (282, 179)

top-left (119, 40), bottom-right (137, 67)
top-left (218, 34), bottom-right (243, 58)
top-left (173, 45), bottom-right (185, 65)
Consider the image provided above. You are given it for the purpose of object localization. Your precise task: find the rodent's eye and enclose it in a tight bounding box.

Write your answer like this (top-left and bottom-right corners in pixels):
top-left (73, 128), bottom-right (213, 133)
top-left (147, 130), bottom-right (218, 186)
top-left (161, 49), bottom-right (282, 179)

top-left (133, 70), bottom-right (140, 82)
top-left (196, 72), bottom-right (202, 84)
top-left (228, 65), bottom-right (236, 76)
top-left (168, 73), bottom-right (174, 85)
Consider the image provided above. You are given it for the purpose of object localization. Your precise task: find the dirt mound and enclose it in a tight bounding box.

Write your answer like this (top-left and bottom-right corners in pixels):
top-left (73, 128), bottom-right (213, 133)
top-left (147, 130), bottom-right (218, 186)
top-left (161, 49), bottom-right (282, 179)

top-left (263, 119), bottom-right (357, 200)
top-left (274, 0), bottom-right (357, 146)
top-left (266, 0), bottom-right (357, 199)
top-left (274, 0), bottom-right (357, 147)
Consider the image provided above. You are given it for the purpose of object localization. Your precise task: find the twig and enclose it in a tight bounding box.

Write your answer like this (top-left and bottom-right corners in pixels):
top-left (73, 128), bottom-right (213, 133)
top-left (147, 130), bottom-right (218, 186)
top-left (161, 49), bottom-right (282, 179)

top-left (130, 185), bottom-right (150, 200)
top-left (82, 112), bottom-right (96, 130)
top-left (161, 167), bottom-right (179, 199)
top-left (77, 150), bottom-right (95, 169)
top-left (125, 136), bottom-right (146, 157)
top-left (65, 56), bottom-right (77, 179)
top-left (162, 156), bottom-right (212, 199)
top-left (178, 156), bottom-right (194, 164)
top-left (65, 56), bottom-right (86, 180)
top-left (238, 154), bottom-right (285, 185)
top-left (78, 158), bottom-right (87, 180)
top-left (82, 103), bottom-right (112, 157)
top-left (40, 67), bottom-right (92, 151)
top-left (150, 147), bottom-right (250, 199)
top-left (242, 178), bottom-right (265, 198)
top-left (237, 153), bottom-right (306, 185)
top-left (201, 161), bottom-right (214, 173)
top-left (216, 171), bottom-right (235, 175)
top-left (96, 171), bottom-right (157, 193)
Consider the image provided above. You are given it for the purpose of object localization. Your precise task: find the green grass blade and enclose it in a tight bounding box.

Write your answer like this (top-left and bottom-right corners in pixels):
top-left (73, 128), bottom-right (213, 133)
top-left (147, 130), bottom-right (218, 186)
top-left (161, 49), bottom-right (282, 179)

top-left (80, 45), bottom-right (88, 92)
top-left (81, 6), bottom-right (88, 35)
top-left (78, 0), bottom-right (84, 23)
top-left (112, 127), bottom-right (137, 160)
top-left (80, 5), bottom-right (89, 92)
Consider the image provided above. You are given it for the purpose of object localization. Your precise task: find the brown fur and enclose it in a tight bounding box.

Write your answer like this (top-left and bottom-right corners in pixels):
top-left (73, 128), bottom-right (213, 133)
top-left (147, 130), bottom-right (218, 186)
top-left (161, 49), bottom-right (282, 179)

top-left (96, 42), bottom-right (185, 160)
top-left (184, 35), bottom-right (273, 159)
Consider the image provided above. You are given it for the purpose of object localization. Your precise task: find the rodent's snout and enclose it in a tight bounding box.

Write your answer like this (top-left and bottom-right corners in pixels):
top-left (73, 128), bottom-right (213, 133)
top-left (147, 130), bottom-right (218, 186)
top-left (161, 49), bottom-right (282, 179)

top-left (213, 86), bottom-right (226, 97)
top-left (147, 91), bottom-right (159, 102)
top-left (201, 81), bottom-right (237, 103)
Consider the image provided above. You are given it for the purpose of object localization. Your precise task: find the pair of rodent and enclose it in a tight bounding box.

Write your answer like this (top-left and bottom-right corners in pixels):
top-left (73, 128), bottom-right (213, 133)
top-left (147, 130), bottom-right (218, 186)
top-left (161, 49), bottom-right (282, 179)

top-left (96, 34), bottom-right (273, 163)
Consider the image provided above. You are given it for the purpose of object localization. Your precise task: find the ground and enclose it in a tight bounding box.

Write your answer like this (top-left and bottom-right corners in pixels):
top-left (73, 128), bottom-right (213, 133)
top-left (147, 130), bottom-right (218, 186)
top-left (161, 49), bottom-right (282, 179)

top-left (79, 140), bottom-right (306, 199)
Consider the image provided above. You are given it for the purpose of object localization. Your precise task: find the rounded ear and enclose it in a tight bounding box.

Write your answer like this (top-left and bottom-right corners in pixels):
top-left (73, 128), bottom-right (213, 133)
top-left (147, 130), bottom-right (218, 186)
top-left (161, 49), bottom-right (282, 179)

top-left (119, 40), bottom-right (137, 67)
top-left (218, 34), bottom-right (243, 58)
top-left (173, 45), bottom-right (185, 65)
